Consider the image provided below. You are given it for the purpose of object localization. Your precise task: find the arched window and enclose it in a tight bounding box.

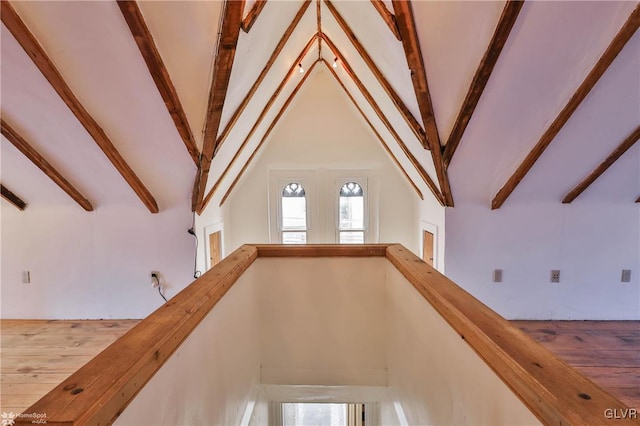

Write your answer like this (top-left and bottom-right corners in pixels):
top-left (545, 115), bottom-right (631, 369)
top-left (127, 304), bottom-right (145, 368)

top-left (338, 182), bottom-right (364, 244)
top-left (281, 183), bottom-right (307, 244)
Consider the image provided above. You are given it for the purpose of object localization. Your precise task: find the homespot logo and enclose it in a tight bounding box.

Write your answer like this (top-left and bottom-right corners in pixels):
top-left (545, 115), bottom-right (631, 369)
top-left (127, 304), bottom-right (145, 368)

top-left (604, 408), bottom-right (638, 419)
top-left (1, 412), bottom-right (47, 425)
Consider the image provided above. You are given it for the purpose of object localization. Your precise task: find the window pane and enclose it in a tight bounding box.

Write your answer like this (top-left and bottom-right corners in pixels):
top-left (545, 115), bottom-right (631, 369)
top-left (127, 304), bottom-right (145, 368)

top-left (282, 183), bottom-right (307, 230)
top-left (282, 197), bottom-right (307, 229)
top-left (339, 231), bottom-right (364, 244)
top-left (282, 403), bottom-right (347, 426)
top-left (282, 231), bottom-right (307, 244)
top-left (339, 196), bottom-right (364, 230)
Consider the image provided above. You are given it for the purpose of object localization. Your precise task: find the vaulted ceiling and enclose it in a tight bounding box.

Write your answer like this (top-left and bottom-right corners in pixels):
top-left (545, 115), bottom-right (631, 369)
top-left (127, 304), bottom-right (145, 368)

top-left (1, 1), bottom-right (638, 215)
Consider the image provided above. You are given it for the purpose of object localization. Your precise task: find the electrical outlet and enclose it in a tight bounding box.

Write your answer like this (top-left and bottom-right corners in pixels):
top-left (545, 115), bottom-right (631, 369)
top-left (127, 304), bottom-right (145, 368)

top-left (21, 271), bottom-right (30, 284)
top-left (493, 269), bottom-right (503, 283)
top-left (150, 271), bottom-right (160, 287)
top-left (550, 270), bottom-right (560, 283)
top-left (621, 269), bottom-right (631, 283)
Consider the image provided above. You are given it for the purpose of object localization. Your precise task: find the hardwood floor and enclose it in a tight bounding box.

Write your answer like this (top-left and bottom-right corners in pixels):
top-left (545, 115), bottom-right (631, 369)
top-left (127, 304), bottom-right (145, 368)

top-left (1, 319), bottom-right (638, 414)
top-left (0, 319), bottom-right (139, 414)
top-left (515, 320), bottom-right (640, 408)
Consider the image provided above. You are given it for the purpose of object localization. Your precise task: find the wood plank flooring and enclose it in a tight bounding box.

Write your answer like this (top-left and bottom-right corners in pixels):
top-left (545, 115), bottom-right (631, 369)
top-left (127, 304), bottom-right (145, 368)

top-left (1, 320), bottom-right (638, 414)
top-left (515, 320), bottom-right (640, 408)
top-left (0, 319), bottom-right (138, 413)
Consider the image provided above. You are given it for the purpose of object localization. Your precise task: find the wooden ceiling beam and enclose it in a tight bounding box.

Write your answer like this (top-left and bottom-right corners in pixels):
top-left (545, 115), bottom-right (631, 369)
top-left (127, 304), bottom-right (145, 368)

top-left (1, 0), bottom-right (158, 213)
top-left (216, 0), bottom-right (311, 153)
top-left (636, 195), bottom-right (640, 203)
top-left (193, 0), bottom-right (245, 212)
top-left (317, 0), bottom-right (322, 59)
top-left (324, 0), bottom-right (426, 147)
top-left (392, 0), bottom-right (453, 207)
top-left (1, 119), bottom-right (93, 211)
top-left (1, 184), bottom-right (27, 210)
top-left (322, 33), bottom-right (444, 206)
top-left (443, 1), bottom-right (524, 168)
top-left (219, 60), bottom-right (320, 207)
top-left (117, 0), bottom-right (199, 165)
top-left (323, 59), bottom-right (423, 201)
top-left (370, 0), bottom-right (401, 41)
top-left (492, 5), bottom-right (640, 210)
top-left (199, 35), bottom-right (319, 213)
top-left (241, 0), bottom-right (267, 33)
top-left (562, 125), bottom-right (640, 203)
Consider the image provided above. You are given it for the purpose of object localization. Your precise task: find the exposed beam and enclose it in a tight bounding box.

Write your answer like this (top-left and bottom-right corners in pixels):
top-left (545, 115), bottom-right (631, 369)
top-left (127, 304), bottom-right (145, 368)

top-left (317, 0), bottom-right (322, 58)
top-left (370, 0), bottom-right (401, 41)
top-left (636, 195), bottom-right (640, 203)
top-left (492, 5), bottom-right (640, 210)
top-left (443, 1), bottom-right (524, 168)
top-left (324, 0), bottom-right (426, 147)
top-left (1, 184), bottom-right (27, 210)
top-left (562, 125), bottom-right (640, 203)
top-left (1, 119), bottom-right (93, 211)
top-left (323, 59), bottom-right (423, 201)
top-left (322, 33), bottom-right (445, 206)
top-left (392, 0), bottom-right (453, 206)
top-left (117, 0), bottom-right (199, 165)
top-left (199, 36), bottom-right (319, 213)
top-left (220, 60), bottom-right (320, 207)
top-left (193, 0), bottom-right (245, 212)
top-left (1, 0), bottom-right (158, 213)
top-left (241, 0), bottom-right (267, 33)
top-left (216, 0), bottom-right (311, 152)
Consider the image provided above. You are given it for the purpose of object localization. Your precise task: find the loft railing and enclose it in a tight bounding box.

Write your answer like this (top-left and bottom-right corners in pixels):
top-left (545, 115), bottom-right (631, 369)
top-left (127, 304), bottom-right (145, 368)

top-left (15, 244), bottom-right (633, 425)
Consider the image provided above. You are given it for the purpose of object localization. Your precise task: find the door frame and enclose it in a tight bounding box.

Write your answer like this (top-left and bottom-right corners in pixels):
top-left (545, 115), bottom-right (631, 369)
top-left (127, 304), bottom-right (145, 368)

top-left (204, 222), bottom-right (224, 270)
top-left (420, 221), bottom-right (440, 271)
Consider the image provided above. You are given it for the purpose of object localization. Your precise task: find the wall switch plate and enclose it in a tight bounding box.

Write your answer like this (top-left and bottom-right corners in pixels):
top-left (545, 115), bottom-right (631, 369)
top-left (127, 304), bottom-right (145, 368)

top-left (621, 269), bottom-right (631, 283)
top-left (21, 271), bottom-right (30, 284)
top-left (550, 270), bottom-right (560, 283)
top-left (493, 269), bottom-right (503, 283)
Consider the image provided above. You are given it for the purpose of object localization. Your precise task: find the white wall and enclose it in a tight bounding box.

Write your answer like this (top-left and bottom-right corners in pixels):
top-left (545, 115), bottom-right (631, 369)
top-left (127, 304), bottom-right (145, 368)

top-left (115, 264), bottom-right (261, 426)
top-left (220, 67), bottom-right (420, 255)
top-left (254, 257), bottom-right (388, 386)
top-left (446, 203), bottom-right (640, 320)
top-left (385, 263), bottom-right (540, 426)
top-left (1, 203), bottom-right (195, 319)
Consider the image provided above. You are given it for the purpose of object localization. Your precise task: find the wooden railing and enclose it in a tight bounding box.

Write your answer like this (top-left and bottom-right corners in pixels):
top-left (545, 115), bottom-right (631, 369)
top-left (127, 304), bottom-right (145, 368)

top-left (16, 244), bottom-right (636, 425)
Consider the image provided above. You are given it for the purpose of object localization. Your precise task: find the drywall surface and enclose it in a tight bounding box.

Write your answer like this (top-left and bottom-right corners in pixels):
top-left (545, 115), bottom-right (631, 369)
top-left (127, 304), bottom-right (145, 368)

top-left (0, 203), bottom-right (195, 319)
top-left (115, 265), bottom-right (261, 426)
top-left (445, 203), bottom-right (640, 320)
top-left (254, 257), bottom-right (388, 386)
top-left (385, 264), bottom-right (541, 426)
top-left (222, 67), bottom-right (420, 254)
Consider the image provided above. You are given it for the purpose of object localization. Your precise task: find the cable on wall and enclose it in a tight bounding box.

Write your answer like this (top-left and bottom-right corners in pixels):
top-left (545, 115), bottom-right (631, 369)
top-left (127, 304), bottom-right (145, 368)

top-left (188, 212), bottom-right (202, 279)
top-left (151, 273), bottom-right (167, 302)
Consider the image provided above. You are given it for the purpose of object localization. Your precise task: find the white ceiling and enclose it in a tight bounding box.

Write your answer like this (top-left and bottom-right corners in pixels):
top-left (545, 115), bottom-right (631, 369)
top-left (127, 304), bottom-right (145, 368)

top-left (1, 1), bottom-right (638, 213)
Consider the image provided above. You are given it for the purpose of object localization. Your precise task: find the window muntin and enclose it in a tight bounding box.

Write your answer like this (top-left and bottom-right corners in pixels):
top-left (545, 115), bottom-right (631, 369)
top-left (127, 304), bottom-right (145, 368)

top-left (281, 182), bottom-right (307, 244)
top-left (338, 182), bottom-right (365, 244)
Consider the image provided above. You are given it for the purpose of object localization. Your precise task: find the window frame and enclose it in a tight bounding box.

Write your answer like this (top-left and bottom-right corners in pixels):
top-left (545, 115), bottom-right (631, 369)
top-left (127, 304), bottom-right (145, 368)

top-left (334, 178), bottom-right (368, 244)
top-left (279, 181), bottom-right (309, 244)
top-left (270, 172), bottom-right (316, 244)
